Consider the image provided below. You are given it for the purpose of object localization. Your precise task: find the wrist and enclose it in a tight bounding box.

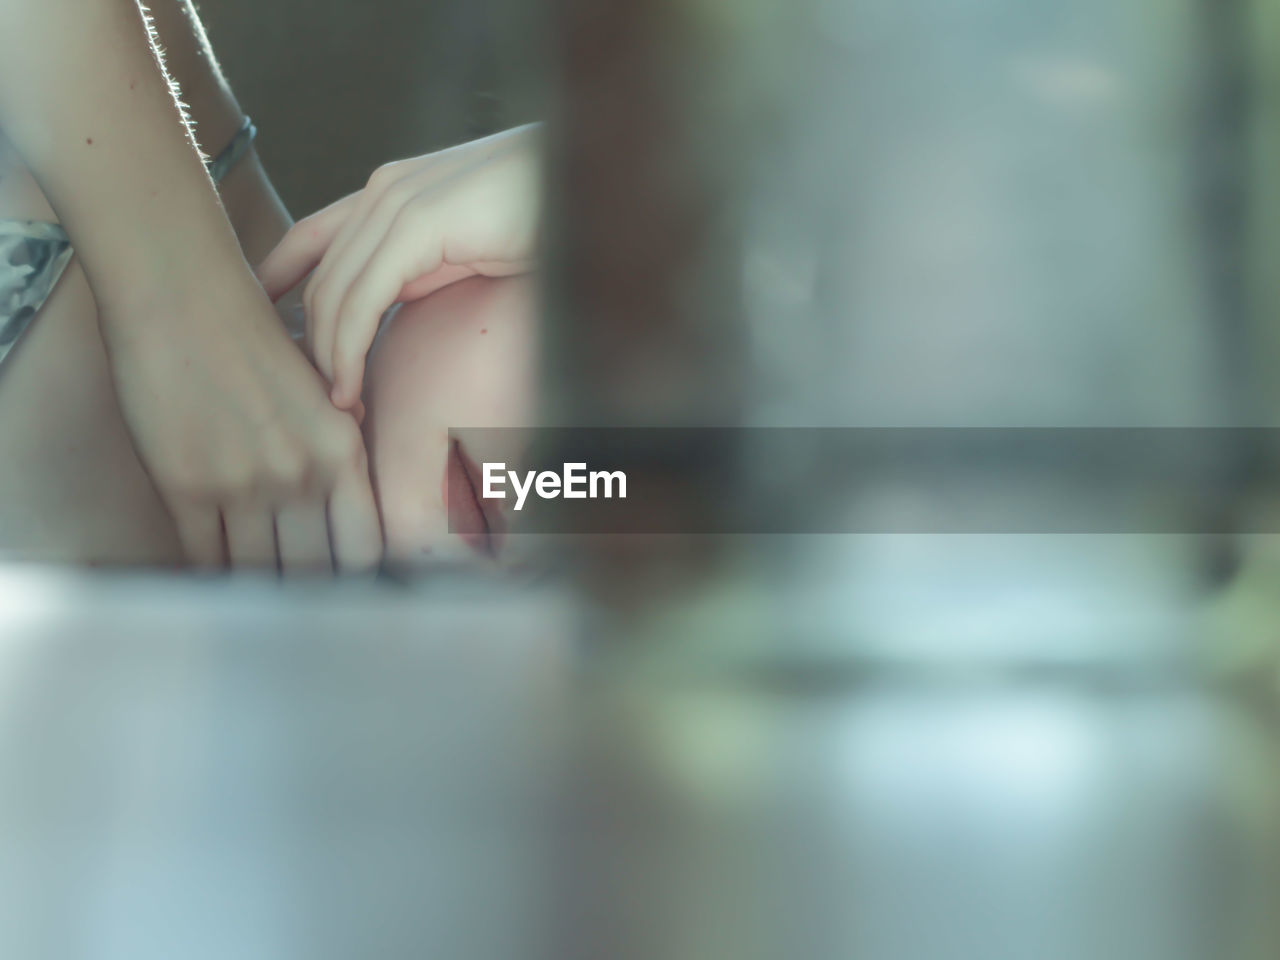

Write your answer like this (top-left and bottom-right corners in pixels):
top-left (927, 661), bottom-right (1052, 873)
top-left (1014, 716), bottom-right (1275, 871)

top-left (91, 221), bottom-right (253, 320)
top-left (95, 250), bottom-right (269, 357)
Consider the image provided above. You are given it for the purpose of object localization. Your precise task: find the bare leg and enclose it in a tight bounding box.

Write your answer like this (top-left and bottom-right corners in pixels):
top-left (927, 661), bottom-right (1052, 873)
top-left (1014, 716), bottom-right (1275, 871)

top-left (0, 2), bottom-right (293, 564)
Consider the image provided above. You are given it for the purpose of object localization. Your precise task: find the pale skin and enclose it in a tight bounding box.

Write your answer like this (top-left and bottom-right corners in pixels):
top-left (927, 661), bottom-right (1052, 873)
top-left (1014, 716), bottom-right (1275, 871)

top-left (0, 230), bottom-right (534, 568)
top-left (257, 123), bottom-right (544, 564)
top-left (0, 7), bottom-right (540, 567)
top-left (258, 123), bottom-right (542, 410)
top-left (0, 0), bottom-right (381, 573)
top-left (0, 2), bottom-right (542, 568)
top-left (364, 274), bottom-right (536, 567)
top-left (0, 108), bottom-right (537, 569)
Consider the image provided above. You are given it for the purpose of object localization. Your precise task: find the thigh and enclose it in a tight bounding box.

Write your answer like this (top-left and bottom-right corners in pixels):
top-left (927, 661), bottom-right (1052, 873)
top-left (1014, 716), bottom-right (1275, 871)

top-left (0, 138), bottom-right (293, 566)
top-left (0, 251), bottom-right (182, 565)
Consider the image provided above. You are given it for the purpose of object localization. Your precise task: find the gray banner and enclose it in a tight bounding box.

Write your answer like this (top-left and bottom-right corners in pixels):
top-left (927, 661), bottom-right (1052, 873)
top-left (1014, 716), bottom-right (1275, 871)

top-left (444, 428), bottom-right (1280, 534)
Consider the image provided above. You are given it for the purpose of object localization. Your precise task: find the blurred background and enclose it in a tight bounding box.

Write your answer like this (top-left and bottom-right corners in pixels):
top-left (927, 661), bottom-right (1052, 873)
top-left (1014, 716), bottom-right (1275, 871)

top-left (200, 0), bottom-right (544, 217)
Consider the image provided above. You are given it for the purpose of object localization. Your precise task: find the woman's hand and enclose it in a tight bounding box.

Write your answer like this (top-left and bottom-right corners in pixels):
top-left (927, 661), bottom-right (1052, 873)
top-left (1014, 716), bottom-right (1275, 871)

top-left (257, 123), bottom-right (541, 410)
top-left (105, 276), bottom-right (383, 573)
top-left (0, 0), bottom-right (382, 572)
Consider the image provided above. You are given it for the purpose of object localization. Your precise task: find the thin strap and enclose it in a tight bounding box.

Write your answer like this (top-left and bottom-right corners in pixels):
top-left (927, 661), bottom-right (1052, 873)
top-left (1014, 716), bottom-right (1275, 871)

top-left (206, 117), bottom-right (257, 184)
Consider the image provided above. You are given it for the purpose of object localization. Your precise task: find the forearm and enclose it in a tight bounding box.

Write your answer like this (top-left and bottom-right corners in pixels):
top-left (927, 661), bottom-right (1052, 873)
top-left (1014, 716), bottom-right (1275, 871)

top-left (142, 0), bottom-right (294, 261)
top-left (0, 0), bottom-right (250, 335)
top-left (143, 0), bottom-right (244, 160)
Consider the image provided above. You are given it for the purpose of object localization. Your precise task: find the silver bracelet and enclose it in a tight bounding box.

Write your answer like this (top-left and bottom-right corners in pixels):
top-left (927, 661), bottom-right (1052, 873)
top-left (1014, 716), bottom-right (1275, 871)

top-left (206, 117), bottom-right (258, 184)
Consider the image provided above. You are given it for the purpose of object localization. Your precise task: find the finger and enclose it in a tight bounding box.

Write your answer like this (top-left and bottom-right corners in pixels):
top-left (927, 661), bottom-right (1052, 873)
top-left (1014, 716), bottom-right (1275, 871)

top-left (328, 163), bottom-right (452, 293)
top-left (171, 504), bottom-right (226, 570)
top-left (331, 211), bottom-right (445, 407)
top-left (304, 177), bottom-right (417, 387)
top-left (275, 499), bottom-right (334, 576)
top-left (397, 261), bottom-right (482, 302)
top-left (302, 271), bottom-right (334, 382)
top-left (304, 198), bottom-right (386, 384)
top-left (328, 462), bottom-right (384, 575)
top-left (308, 162), bottom-right (476, 388)
top-left (256, 192), bottom-right (361, 300)
top-left (222, 502), bottom-right (279, 571)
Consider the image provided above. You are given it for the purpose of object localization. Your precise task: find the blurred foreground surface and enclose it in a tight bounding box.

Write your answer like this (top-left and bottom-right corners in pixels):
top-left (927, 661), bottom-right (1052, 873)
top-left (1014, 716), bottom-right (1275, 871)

top-left (0, 557), bottom-right (1277, 960)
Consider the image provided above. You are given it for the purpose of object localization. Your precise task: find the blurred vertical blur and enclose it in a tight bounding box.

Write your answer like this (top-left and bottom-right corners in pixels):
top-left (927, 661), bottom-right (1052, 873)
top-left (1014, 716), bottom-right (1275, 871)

top-left (541, 0), bottom-right (1259, 649)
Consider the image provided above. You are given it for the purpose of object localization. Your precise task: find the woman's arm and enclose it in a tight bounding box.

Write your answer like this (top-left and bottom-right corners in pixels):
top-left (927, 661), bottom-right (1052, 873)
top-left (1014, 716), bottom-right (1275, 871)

top-left (0, 0), bottom-right (240, 309)
top-left (0, 0), bottom-right (381, 573)
top-left (142, 0), bottom-right (294, 265)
